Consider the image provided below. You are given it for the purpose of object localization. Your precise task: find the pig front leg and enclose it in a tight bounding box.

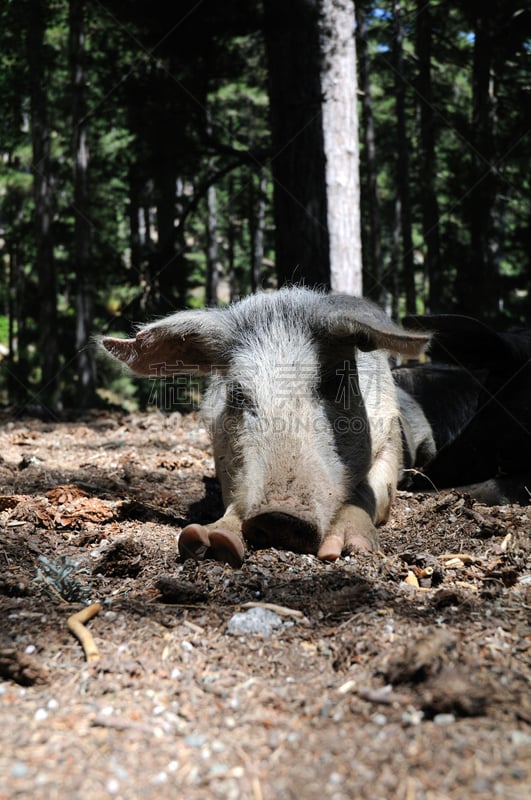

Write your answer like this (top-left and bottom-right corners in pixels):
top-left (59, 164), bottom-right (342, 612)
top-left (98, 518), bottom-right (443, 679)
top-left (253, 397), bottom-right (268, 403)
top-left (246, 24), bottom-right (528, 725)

top-left (178, 505), bottom-right (245, 568)
top-left (317, 436), bottom-right (400, 560)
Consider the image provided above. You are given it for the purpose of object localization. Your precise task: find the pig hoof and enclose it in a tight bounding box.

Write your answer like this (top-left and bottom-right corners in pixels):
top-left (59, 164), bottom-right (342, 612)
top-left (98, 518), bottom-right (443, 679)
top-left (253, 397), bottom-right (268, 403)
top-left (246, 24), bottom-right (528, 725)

top-left (317, 534), bottom-right (344, 561)
top-left (179, 524), bottom-right (211, 561)
top-left (317, 530), bottom-right (378, 560)
top-left (208, 530), bottom-right (245, 568)
top-left (179, 525), bottom-right (245, 568)
top-left (343, 531), bottom-right (379, 555)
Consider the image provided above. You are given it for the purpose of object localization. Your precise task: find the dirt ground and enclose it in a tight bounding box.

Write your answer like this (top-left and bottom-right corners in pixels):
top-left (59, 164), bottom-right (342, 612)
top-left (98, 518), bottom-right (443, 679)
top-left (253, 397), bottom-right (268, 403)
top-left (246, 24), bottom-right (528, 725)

top-left (0, 410), bottom-right (529, 800)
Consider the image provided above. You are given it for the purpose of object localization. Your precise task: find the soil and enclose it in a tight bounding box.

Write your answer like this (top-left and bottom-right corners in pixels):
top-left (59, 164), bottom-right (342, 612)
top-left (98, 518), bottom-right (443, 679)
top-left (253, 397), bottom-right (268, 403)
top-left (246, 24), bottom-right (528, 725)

top-left (0, 410), bottom-right (529, 800)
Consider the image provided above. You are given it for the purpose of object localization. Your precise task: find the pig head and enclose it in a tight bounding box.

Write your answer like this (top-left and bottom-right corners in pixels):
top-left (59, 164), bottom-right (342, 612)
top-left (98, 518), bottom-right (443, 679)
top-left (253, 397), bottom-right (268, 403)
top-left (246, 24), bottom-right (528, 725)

top-left (103, 288), bottom-right (430, 566)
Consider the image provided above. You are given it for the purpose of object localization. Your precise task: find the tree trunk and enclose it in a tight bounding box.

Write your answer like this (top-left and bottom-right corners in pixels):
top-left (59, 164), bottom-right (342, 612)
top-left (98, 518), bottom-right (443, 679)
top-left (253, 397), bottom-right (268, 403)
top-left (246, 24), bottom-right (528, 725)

top-left (264, 0), bottom-right (330, 288)
top-left (357, 4), bottom-right (384, 304)
top-left (27, 0), bottom-right (60, 411)
top-left (154, 165), bottom-right (179, 313)
top-left (264, 0), bottom-right (362, 293)
top-left (390, 196), bottom-right (401, 320)
top-left (319, 0), bottom-right (362, 295)
top-left (415, 0), bottom-right (442, 313)
top-left (459, 8), bottom-right (499, 317)
top-left (227, 174), bottom-right (239, 301)
top-left (69, 0), bottom-right (96, 407)
top-left (205, 182), bottom-right (219, 306)
top-left (393, 1), bottom-right (416, 314)
top-left (249, 170), bottom-right (267, 293)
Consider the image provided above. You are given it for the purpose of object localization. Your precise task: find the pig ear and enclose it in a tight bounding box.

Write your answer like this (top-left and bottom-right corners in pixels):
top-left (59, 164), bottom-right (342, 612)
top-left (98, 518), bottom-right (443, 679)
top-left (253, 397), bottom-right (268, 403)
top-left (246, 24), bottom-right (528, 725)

top-left (101, 310), bottom-right (231, 376)
top-left (318, 295), bottom-right (431, 357)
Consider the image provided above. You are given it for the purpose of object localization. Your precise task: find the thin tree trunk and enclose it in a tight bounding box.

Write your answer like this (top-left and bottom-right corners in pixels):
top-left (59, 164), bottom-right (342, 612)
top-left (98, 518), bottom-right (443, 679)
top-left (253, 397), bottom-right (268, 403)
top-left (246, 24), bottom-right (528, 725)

top-left (416, 0), bottom-right (442, 313)
top-left (205, 182), bottom-right (219, 306)
top-left (129, 167), bottom-right (142, 276)
top-left (391, 197), bottom-right (401, 320)
top-left (469, 10), bottom-right (499, 316)
top-left (249, 170), bottom-right (267, 293)
top-left (69, 0), bottom-right (96, 407)
top-left (227, 174), bottom-right (238, 301)
top-left (357, 4), bottom-right (384, 304)
top-left (154, 165), bottom-right (178, 313)
top-left (27, 0), bottom-right (60, 410)
top-left (320, 0), bottom-right (362, 295)
top-left (393, 1), bottom-right (416, 314)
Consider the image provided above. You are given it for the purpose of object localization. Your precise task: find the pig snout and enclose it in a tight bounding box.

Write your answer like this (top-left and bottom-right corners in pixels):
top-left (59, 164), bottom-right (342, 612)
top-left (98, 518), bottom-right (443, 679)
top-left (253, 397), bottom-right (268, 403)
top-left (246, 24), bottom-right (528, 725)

top-left (242, 508), bottom-right (321, 554)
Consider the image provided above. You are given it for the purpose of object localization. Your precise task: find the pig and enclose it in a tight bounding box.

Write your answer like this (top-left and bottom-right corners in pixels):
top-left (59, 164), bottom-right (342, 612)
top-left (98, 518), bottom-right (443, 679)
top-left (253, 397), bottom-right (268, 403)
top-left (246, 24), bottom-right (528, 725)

top-left (102, 287), bottom-right (430, 566)
top-left (394, 313), bottom-right (531, 504)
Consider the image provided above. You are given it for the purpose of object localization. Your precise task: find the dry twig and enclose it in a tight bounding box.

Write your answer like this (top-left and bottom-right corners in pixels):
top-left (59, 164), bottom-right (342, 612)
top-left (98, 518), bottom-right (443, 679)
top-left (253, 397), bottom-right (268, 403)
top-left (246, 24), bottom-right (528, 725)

top-left (67, 603), bottom-right (102, 663)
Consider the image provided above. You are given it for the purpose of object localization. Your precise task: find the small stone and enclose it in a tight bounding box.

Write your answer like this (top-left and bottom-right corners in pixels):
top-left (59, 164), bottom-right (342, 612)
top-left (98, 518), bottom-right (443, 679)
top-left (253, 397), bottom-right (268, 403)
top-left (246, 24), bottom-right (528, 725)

top-left (185, 734), bottom-right (207, 748)
top-left (226, 607), bottom-right (283, 636)
top-left (433, 713), bottom-right (455, 725)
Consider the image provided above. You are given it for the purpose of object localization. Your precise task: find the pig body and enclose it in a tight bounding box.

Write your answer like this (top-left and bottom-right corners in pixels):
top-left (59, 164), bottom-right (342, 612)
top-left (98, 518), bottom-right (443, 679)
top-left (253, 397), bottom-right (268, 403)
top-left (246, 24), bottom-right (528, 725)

top-left (395, 314), bottom-right (531, 504)
top-left (103, 288), bottom-right (430, 565)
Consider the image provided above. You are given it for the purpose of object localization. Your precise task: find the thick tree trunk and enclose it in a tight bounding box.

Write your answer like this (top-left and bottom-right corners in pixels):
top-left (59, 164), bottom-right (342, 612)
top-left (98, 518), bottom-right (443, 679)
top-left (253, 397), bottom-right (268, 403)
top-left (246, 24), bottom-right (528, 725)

top-left (357, 4), bottom-right (384, 304)
top-left (415, 0), bottom-right (442, 313)
top-left (27, 0), bottom-right (60, 410)
top-left (264, 0), bottom-right (330, 288)
top-left (319, 0), bottom-right (362, 295)
top-left (69, 0), bottom-right (96, 407)
top-left (393, 1), bottom-right (416, 314)
top-left (264, 0), bottom-right (362, 293)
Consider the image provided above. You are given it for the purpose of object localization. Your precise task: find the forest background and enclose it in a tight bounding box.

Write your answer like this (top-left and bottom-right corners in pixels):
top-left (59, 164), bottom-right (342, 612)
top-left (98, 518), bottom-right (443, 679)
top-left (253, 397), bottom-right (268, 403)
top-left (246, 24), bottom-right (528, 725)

top-left (0, 0), bottom-right (529, 413)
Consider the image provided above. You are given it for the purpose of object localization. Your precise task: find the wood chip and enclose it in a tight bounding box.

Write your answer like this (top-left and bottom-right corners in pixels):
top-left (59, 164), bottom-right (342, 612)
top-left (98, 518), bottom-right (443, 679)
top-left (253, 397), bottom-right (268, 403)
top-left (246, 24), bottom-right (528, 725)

top-left (439, 553), bottom-right (478, 565)
top-left (404, 571), bottom-right (420, 587)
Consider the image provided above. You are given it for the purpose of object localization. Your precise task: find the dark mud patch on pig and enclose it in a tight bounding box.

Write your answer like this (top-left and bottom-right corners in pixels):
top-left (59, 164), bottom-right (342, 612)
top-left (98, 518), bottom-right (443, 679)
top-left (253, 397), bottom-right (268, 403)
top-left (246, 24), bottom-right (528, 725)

top-left (0, 411), bottom-right (530, 800)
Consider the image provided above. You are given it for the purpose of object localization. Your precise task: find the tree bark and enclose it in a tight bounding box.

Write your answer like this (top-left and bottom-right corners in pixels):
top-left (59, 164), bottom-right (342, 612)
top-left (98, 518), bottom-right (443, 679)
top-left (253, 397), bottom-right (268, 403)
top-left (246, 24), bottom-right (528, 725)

top-left (264, 0), bottom-right (362, 293)
top-left (357, 4), bottom-right (384, 304)
top-left (249, 170), bottom-right (267, 293)
top-left (205, 182), bottom-right (219, 306)
top-left (320, 0), bottom-right (362, 295)
top-left (27, 0), bottom-right (60, 410)
top-left (154, 164), bottom-right (179, 313)
top-left (393, 1), bottom-right (416, 314)
top-left (226, 174), bottom-right (239, 301)
top-left (415, 0), bottom-right (442, 313)
top-left (69, 0), bottom-right (96, 406)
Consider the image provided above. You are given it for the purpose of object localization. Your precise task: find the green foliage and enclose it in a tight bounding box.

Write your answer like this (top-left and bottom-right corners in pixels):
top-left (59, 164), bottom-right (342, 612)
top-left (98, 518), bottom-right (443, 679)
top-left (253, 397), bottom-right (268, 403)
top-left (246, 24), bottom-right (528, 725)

top-left (0, 0), bottom-right (528, 409)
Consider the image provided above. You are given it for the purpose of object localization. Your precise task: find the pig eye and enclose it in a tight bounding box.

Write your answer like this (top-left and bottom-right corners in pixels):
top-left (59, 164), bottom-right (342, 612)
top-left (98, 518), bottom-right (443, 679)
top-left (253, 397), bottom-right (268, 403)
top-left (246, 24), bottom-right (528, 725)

top-left (228, 382), bottom-right (254, 412)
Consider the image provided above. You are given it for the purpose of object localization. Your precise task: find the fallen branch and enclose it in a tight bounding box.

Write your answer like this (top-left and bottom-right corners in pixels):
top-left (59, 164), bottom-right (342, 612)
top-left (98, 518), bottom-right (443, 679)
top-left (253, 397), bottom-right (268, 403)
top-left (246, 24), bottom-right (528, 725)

top-left (67, 603), bottom-right (101, 663)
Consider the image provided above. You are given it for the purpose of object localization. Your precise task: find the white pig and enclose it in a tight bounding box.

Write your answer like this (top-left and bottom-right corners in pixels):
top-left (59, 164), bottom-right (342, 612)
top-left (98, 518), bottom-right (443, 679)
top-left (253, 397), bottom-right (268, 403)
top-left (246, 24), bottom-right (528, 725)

top-left (102, 288), bottom-right (431, 565)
